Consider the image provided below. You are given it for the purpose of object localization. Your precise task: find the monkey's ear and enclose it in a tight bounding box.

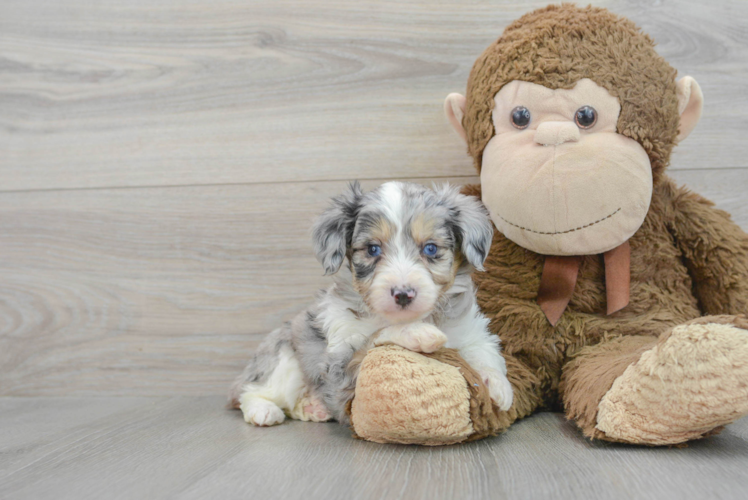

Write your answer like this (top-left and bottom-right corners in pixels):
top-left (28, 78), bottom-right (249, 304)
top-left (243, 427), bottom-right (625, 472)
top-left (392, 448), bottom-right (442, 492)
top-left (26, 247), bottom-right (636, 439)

top-left (444, 93), bottom-right (468, 144)
top-left (311, 182), bottom-right (363, 275)
top-left (676, 76), bottom-right (703, 142)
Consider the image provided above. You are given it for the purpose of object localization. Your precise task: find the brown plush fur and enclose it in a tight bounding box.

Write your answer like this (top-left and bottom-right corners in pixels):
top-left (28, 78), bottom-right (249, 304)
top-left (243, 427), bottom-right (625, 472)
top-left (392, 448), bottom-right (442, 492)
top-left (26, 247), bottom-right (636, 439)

top-left (456, 5), bottom-right (748, 444)
top-left (464, 4), bottom-right (679, 185)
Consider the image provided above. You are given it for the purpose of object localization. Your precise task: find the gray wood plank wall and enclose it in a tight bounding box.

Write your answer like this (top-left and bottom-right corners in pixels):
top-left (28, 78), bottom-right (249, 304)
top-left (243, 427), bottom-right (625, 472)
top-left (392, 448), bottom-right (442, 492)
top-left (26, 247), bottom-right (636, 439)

top-left (2, 0), bottom-right (748, 396)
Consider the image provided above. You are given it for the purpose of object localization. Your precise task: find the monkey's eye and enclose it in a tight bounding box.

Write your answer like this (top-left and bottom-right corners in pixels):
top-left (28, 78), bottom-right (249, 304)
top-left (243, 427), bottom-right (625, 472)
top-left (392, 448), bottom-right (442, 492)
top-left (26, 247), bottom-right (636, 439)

top-left (367, 244), bottom-right (382, 257)
top-left (575, 106), bottom-right (597, 129)
top-left (510, 106), bottom-right (531, 129)
top-left (422, 243), bottom-right (438, 257)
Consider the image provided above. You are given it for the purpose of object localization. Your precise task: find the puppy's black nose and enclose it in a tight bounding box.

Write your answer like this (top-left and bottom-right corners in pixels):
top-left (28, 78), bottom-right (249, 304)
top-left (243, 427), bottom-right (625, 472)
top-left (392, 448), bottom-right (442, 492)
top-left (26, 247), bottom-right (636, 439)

top-left (392, 287), bottom-right (416, 307)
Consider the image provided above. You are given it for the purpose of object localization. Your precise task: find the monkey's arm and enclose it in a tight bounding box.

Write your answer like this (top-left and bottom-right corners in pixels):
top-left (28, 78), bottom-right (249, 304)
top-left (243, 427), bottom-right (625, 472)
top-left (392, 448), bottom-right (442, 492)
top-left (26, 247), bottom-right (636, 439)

top-left (666, 180), bottom-right (748, 315)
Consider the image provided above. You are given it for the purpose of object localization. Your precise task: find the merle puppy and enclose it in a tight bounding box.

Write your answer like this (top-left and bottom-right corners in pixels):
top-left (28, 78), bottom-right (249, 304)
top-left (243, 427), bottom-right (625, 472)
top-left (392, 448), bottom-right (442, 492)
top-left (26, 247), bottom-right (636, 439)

top-left (229, 181), bottom-right (513, 426)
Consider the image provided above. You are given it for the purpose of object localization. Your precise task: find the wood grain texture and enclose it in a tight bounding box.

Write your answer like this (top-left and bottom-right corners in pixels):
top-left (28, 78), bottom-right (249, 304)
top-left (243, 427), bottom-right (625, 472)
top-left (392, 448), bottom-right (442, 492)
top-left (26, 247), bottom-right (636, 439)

top-left (1, 0), bottom-right (748, 192)
top-left (1, 397), bottom-right (747, 500)
top-left (1, 170), bottom-right (746, 396)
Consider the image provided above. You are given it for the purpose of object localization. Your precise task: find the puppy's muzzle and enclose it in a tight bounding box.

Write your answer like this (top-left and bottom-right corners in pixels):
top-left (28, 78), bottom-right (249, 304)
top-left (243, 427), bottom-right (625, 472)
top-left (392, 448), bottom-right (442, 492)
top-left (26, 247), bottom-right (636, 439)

top-left (391, 287), bottom-right (416, 308)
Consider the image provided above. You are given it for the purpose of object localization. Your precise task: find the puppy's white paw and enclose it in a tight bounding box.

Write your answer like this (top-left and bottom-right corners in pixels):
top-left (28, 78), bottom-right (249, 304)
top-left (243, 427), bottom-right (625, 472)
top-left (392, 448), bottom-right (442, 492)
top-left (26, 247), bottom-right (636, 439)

top-left (378, 322), bottom-right (447, 353)
top-left (407, 323), bottom-right (448, 353)
top-left (241, 397), bottom-right (286, 426)
top-left (481, 369), bottom-right (514, 412)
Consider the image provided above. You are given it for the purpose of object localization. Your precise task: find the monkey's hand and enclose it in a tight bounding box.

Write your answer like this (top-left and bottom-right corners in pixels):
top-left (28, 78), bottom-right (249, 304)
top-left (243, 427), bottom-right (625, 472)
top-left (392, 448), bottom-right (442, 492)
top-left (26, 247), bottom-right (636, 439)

top-left (374, 322), bottom-right (447, 354)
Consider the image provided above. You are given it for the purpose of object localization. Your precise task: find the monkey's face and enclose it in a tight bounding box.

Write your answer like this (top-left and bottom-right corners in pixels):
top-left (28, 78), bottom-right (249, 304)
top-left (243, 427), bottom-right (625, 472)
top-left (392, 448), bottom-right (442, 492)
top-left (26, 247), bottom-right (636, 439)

top-left (479, 78), bottom-right (652, 256)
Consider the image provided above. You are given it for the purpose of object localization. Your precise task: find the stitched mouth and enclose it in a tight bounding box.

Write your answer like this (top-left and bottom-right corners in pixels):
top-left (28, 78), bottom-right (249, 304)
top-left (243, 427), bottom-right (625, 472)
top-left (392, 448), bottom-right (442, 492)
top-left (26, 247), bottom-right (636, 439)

top-left (496, 207), bottom-right (621, 235)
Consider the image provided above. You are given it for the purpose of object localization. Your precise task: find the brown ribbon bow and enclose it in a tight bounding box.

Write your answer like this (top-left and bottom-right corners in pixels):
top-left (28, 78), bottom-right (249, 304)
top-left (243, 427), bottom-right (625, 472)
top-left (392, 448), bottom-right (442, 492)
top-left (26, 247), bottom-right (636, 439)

top-left (536, 241), bottom-right (631, 326)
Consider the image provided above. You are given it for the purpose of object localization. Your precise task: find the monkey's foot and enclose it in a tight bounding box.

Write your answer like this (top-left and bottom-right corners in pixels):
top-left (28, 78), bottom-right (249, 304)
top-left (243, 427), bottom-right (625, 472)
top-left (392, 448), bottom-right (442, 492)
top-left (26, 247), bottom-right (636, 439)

top-left (596, 317), bottom-right (748, 445)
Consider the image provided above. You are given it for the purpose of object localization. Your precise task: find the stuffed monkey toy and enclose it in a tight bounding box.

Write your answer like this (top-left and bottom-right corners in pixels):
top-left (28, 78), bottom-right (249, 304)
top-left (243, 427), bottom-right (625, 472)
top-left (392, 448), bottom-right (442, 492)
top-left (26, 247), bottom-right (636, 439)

top-left (348, 4), bottom-right (748, 446)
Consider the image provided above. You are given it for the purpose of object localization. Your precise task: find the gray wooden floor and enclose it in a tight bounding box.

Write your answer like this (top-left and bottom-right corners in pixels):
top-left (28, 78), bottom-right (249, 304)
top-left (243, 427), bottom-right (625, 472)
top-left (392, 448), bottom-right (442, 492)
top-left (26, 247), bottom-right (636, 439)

top-left (2, 0), bottom-right (748, 498)
top-left (1, 397), bottom-right (747, 500)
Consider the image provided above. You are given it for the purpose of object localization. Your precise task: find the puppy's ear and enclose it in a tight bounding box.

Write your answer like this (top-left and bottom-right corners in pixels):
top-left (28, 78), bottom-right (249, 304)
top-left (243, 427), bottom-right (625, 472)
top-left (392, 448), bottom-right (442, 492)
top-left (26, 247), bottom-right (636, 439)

top-left (439, 185), bottom-right (493, 271)
top-left (312, 182), bottom-right (363, 275)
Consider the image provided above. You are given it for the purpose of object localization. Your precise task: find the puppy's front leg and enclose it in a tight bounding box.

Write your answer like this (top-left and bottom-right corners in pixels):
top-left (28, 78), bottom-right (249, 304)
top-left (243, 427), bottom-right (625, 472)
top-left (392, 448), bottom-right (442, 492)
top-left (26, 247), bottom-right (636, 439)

top-left (374, 322), bottom-right (447, 353)
top-left (458, 336), bottom-right (513, 412)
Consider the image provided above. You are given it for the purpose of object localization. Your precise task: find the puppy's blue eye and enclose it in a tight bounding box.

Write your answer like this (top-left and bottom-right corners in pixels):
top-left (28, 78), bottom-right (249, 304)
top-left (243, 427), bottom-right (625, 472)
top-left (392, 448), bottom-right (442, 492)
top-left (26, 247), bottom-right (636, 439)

top-left (423, 243), bottom-right (438, 257)
top-left (367, 244), bottom-right (382, 257)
